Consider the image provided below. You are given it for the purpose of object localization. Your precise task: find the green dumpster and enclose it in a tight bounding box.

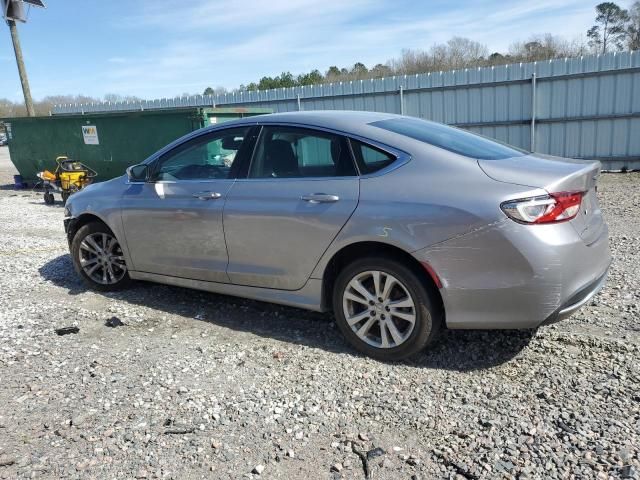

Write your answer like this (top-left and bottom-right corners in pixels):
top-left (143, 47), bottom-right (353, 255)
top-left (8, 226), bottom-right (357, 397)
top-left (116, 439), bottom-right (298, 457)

top-left (2, 107), bottom-right (271, 184)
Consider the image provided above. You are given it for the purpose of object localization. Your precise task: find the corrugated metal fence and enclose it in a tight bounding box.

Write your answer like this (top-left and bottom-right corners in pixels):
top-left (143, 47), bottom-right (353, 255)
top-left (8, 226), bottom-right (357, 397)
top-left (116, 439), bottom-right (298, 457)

top-left (53, 51), bottom-right (640, 170)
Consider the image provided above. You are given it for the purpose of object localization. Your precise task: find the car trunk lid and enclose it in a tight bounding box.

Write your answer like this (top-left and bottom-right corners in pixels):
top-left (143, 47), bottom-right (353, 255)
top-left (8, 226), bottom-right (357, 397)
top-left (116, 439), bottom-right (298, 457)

top-left (478, 154), bottom-right (604, 244)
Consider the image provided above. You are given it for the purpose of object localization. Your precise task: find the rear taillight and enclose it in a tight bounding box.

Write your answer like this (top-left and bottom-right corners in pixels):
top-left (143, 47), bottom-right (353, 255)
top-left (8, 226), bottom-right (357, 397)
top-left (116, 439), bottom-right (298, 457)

top-left (501, 192), bottom-right (584, 224)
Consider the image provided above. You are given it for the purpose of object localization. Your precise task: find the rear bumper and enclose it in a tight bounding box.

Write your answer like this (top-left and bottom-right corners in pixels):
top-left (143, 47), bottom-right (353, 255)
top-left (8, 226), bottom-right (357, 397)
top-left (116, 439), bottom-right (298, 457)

top-left (413, 218), bottom-right (611, 329)
top-left (541, 267), bottom-right (609, 325)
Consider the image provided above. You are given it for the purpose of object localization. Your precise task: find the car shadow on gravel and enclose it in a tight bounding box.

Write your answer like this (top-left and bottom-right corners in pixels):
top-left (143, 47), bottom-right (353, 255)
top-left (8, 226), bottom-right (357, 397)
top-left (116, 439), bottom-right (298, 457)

top-left (0, 185), bottom-right (37, 193)
top-left (39, 253), bottom-right (536, 371)
top-left (0, 182), bottom-right (42, 191)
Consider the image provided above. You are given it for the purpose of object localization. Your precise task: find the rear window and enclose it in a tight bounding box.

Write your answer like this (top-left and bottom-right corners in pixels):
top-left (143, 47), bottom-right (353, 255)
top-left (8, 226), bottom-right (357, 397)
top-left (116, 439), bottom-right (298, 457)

top-left (370, 117), bottom-right (527, 160)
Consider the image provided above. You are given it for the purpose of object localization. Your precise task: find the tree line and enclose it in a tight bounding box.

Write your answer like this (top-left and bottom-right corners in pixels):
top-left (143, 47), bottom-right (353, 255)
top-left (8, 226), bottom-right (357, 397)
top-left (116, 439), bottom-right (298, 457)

top-left (0, 94), bottom-right (142, 119)
top-left (1, 1), bottom-right (638, 117)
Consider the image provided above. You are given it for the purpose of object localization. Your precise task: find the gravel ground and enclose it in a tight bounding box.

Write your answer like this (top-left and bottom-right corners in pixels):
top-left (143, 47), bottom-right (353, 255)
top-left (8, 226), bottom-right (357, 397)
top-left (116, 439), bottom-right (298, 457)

top-left (0, 145), bottom-right (638, 479)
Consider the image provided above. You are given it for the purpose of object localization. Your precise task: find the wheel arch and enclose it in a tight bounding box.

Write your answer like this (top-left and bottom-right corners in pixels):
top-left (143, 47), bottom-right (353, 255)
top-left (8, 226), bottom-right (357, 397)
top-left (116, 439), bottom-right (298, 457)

top-left (320, 241), bottom-right (444, 315)
top-left (66, 212), bottom-right (111, 244)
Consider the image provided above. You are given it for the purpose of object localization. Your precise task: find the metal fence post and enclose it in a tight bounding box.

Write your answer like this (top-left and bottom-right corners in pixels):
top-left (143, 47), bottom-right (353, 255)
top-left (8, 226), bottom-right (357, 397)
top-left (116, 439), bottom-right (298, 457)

top-left (399, 86), bottom-right (405, 115)
top-left (530, 73), bottom-right (537, 152)
top-left (297, 93), bottom-right (302, 111)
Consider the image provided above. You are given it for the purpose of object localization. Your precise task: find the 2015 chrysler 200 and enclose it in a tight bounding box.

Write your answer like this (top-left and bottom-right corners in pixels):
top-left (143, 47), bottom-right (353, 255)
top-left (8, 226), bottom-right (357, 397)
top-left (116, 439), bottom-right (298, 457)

top-left (64, 111), bottom-right (610, 361)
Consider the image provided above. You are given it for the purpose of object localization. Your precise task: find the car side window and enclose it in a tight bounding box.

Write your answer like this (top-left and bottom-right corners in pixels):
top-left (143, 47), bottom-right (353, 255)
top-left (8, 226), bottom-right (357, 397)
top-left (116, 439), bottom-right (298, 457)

top-left (349, 139), bottom-right (397, 174)
top-left (248, 126), bottom-right (357, 178)
top-left (152, 127), bottom-right (251, 181)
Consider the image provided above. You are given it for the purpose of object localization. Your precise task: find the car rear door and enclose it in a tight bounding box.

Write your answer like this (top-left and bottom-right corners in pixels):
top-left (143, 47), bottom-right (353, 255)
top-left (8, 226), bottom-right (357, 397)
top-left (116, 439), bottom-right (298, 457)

top-left (223, 125), bottom-right (359, 290)
top-left (120, 126), bottom-right (257, 282)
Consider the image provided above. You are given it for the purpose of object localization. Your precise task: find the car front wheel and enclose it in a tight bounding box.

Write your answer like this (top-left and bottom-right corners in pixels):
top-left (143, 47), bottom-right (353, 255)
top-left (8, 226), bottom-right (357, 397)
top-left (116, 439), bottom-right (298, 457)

top-left (71, 222), bottom-right (131, 291)
top-left (333, 257), bottom-right (442, 361)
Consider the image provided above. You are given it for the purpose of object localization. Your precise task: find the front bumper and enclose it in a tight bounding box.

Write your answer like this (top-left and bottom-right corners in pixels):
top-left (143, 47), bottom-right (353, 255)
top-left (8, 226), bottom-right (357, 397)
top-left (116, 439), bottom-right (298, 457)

top-left (413, 219), bottom-right (611, 329)
top-left (63, 216), bottom-right (77, 247)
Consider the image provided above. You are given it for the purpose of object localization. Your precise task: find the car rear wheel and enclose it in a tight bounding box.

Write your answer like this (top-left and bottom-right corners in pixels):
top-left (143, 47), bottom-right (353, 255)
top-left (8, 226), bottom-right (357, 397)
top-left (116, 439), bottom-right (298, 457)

top-left (332, 257), bottom-right (442, 361)
top-left (71, 222), bottom-right (131, 291)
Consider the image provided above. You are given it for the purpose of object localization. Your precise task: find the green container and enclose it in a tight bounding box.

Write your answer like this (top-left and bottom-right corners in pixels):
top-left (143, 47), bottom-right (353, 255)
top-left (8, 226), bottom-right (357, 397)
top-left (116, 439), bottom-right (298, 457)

top-left (2, 107), bottom-right (271, 183)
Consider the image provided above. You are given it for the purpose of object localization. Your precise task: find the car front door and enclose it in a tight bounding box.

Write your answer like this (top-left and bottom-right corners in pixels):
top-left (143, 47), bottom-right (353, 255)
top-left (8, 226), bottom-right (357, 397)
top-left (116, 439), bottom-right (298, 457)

top-left (120, 126), bottom-right (256, 282)
top-left (223, 125), bottom-right (360, 290)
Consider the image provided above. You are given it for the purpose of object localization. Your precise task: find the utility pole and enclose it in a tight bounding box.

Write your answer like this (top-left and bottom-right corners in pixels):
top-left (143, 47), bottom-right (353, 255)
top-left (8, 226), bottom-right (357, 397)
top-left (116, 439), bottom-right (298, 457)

top-left (7, 18), bottom-right (35, 116)
top-left (3, 0), bottom-right (46, 117)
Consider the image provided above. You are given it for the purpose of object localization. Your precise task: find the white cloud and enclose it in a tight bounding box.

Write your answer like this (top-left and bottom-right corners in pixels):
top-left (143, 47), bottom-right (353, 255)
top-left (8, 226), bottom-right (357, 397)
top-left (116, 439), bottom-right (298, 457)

top-left (126, 0), bottom-right (382, 31)
top-left (99, 0), bottom-right (596, 98)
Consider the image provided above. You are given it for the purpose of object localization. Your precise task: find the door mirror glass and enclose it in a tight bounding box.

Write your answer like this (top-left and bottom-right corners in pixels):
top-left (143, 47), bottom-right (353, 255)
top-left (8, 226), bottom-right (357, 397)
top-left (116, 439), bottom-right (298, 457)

top-left (127, 164), bottom-right (149, 182)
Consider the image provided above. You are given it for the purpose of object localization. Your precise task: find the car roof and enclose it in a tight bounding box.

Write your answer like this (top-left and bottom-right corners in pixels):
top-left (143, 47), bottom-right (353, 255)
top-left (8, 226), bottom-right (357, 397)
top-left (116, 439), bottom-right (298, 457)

top-left (241, 110), bottom-right (397, 126)
top-left (208, 110), bottom-right (404, 140)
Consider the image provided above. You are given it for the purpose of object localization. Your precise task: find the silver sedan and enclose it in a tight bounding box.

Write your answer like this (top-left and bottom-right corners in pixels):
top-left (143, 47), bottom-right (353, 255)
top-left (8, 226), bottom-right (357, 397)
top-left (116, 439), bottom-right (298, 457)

top-left (64, 111), bottom-right (611, 361)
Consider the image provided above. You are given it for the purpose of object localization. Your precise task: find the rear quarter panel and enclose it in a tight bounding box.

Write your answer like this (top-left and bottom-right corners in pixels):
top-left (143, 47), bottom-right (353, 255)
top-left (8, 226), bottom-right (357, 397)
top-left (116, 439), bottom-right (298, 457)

top-left (311, 144), bottom-right (547, 279)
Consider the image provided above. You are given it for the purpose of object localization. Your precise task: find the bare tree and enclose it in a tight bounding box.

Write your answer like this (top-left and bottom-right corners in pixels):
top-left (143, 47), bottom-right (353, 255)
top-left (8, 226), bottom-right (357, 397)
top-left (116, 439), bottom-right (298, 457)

top-left (389, 49), bottom-right (431, 75)
top-left (101, 93), bottom-right (141, 103)
top-left (0, 98), bottom-right (24, 117)
top-left (509, 34), bottom-right (587, 62)
top-left (445, 37), bottom-right (489, 69)
top-left (389, 38), bottom-right (489, 75)
top-left (0, 95), bottom-right (109, 117)
top-left (567, 34), bottom-right (592, 56)
top-left (628, 1), bottom-right (640, 50)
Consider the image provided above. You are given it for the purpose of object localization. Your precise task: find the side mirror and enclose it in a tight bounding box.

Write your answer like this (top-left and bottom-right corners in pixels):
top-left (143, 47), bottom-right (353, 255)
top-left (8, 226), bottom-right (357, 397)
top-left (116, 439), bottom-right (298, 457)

top-left (126, 164), bottom-right (149, 182)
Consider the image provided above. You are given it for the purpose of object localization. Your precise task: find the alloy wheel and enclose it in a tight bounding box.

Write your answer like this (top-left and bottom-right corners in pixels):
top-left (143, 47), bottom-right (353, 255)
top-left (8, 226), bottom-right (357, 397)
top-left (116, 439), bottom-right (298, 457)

top-left (342, 270), bottom-right (417, 349)
top-left (78, 232), bottom-right (127, 285)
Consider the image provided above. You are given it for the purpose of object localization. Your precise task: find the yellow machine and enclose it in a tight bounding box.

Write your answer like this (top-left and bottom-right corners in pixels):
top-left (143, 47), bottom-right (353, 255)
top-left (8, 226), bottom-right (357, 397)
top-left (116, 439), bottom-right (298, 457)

top-left (37, 156), bottom-right (97, 205)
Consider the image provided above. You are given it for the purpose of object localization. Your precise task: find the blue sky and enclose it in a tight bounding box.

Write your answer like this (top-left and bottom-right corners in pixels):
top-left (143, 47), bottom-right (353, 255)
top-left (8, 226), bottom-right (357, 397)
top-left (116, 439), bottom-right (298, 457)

top-left (1, 0), bottom-right (597, 101)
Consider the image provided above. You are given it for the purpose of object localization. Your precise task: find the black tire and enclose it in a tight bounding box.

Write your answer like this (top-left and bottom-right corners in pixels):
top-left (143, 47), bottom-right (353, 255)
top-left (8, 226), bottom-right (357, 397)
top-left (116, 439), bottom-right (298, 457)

top-left (61, 191), bottom-right (70, 205)
top-left (332, 257), bottom-right (442, 361)
top-left (71, 221), bottom-right (132, 291)
top-left (44, 192), bottom-right (54, 205)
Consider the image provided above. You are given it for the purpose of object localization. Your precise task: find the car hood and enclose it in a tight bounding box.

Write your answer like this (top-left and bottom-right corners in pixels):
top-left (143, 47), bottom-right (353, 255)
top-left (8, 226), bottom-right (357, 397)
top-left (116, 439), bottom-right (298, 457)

top-left (67, 174), bottom-right (126, 208)
top-left (80, 174), bottom-right (126, 193)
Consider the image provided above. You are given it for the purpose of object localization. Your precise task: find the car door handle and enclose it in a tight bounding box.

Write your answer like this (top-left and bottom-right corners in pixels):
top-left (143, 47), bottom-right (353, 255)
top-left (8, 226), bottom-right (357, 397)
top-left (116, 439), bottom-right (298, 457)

top-left (193, 191), bottom-right (222, 200)
top-left (300, 193), bottom-right (340, 203)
